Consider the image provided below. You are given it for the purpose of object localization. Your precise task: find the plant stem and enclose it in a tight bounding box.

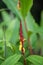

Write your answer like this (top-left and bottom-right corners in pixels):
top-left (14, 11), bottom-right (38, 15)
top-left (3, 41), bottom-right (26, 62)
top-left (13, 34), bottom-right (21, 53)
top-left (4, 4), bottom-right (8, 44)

top-left (20, 21), bottom-right (24, 53)
top-left (24, 21), bottom-right (33, 55)
top-left (18, 0), bottom-right (26, 64)
top-left (20, 21), bottom-right (26, 65)
top-left (3, 26), bottom-right (7, 59)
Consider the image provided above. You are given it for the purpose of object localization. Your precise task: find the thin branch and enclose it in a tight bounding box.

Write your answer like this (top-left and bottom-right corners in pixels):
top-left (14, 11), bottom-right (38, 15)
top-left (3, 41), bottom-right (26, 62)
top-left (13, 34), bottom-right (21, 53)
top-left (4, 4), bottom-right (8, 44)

top-left (3, 26), bottom-right (7, 59)
top-left (24, 21), bottom-right (33, 55)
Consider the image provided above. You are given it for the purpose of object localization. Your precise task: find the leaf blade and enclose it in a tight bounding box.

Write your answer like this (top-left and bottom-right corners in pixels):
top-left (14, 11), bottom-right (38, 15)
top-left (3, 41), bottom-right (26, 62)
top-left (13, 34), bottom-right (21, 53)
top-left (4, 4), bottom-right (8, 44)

top-left (1, 54), bottom-right (21, 65)
top-left (27, 55), bottom-right (43, 65)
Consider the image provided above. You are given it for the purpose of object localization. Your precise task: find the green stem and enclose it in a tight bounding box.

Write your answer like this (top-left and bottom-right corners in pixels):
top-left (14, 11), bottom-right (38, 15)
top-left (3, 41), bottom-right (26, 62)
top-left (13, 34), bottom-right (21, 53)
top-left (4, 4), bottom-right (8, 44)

top-left (3, 26), bottom-right (7, 59)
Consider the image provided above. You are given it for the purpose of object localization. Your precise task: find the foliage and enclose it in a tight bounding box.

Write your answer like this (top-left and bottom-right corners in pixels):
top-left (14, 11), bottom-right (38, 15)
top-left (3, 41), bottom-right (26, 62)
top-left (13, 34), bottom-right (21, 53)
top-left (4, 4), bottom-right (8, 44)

top-left (0, 0), bottom-right (43, 65)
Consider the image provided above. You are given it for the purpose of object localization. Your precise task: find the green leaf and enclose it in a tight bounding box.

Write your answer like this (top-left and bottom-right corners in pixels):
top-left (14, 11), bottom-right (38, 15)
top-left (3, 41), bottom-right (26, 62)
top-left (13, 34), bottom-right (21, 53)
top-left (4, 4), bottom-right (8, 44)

top-left (1, 54), bottom-right (21, 65)
top-left (0, 56), bottom-right (4, 60)
top-left (22, 21), bottom-right (28, 39)
top-left (4, 46), bottom-right (14, 58)
top-left (40, 11), bottom-right (43, 27)
top-left (1, 11), bottom-right (12, 27)
top-left (30, 33), bottom-right (37, 49)
top-left (5, 18), bottom-right (20, 44)
top-left (20, 0), bottom-right (33, 18)
top-left (28, 31), bottom-right (33, 37)
top-left (25, 12), bottom-right (39, 33)
top-left (10, 21), bottom-right (20, 44)
top-left (0, 28), bottom-right (3, 40)
top-left (38, 27), bottom-right (43, 39)
top-left (15, 62), bottom-right (23, 65)
top-left (1, 11), bottom-right (20, 44)
top-left (0, 59), bottom-right (4, 65)
top-left (8, 20), bottom-right (19, 44)
top-left (39, 11), bottom-right (43, 39)
top-left (27, 55), bottom-right (43, 65)
top-left (3, 0), bottom-right (22, 20)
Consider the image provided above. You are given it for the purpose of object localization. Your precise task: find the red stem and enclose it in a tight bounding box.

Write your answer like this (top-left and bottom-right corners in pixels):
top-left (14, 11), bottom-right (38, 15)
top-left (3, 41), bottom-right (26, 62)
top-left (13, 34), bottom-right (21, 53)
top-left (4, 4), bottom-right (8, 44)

top-left (19, 0), bottom-right (26, 65)
top-left (20, 21), bottom-right (26, 65)
top-left (20, 21), bottom-right (24, 54)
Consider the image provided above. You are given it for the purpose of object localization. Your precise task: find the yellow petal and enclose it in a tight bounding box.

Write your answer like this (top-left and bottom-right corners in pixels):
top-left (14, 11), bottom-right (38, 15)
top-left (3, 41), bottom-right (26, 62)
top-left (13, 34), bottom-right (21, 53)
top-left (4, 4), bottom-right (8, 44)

top-left (19, 44), bottom-right (22, 51)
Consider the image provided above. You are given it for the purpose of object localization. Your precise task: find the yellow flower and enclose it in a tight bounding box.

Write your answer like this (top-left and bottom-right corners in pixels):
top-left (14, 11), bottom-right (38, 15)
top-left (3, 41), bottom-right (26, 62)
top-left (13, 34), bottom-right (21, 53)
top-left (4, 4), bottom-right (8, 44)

top-left (19, 41), bottom-right (25, 53)
top-left (19, 44), bottom-right (22, 51)
top-left (19, 42), bottom-right (22, 51)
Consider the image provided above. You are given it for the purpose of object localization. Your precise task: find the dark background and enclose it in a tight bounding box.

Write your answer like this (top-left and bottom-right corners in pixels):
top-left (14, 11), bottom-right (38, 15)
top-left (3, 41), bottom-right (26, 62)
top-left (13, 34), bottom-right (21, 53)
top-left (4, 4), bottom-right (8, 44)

top-left (0, 0), bottom-right (43, 25)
